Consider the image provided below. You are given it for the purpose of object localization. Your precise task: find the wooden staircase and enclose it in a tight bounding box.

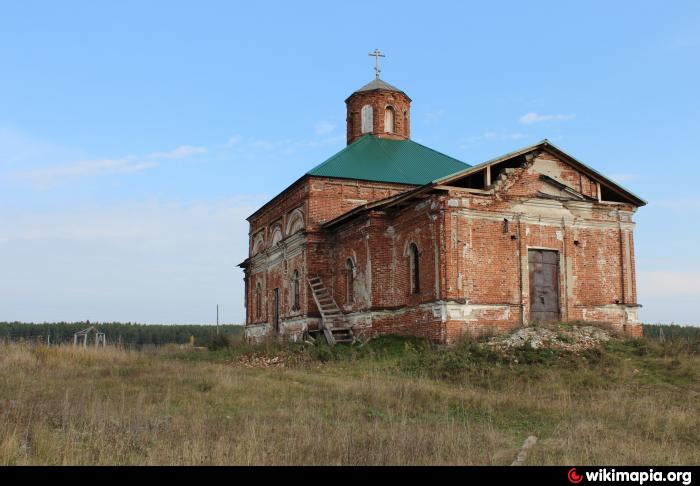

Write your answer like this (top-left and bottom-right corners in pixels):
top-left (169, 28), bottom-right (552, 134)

top-left (307, 276), bottom-right (354, 345)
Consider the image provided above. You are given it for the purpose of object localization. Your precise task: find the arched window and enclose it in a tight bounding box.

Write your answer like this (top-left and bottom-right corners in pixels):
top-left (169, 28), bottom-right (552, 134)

top-left (384, 106), bottom-right (395, 133)
top-left (409, 243), bottom-right (420, 294)
top-left (255, 282), bottom-right (262, 319)
top-left (346, 259), bottom-right (355, 304)
top-left (252, 233), bottom-right (265, 255)
top-left (361, 105), bottom-right (373, 133)
top-left (292, 270), bottom-right (300, 311)
top-left (271, 226), bottom-right (283, 246)
top-left (286, 209), bottom-right (305, 236)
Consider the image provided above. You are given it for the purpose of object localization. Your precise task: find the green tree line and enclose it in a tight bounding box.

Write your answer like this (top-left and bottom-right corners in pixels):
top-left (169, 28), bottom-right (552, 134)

top-left (0, 321), bottom-right (242, 347)
top-left (643, 323), bottom-right (700, 342)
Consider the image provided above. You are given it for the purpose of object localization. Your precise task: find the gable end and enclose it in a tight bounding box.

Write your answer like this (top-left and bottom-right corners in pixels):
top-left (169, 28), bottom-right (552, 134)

top-left (432, 140), bottom-right (646, 207)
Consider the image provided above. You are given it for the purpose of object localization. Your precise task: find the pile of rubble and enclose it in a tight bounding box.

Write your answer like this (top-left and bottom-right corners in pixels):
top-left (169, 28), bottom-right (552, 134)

top-left (487, 325), bottom-right (613, 353)
top-left (236, 354), bottom-right (286, 368)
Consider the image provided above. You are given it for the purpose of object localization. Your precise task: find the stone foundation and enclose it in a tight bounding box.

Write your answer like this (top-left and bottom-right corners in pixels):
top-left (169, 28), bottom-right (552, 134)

top-left (245, 300), bottom-right (643, 344)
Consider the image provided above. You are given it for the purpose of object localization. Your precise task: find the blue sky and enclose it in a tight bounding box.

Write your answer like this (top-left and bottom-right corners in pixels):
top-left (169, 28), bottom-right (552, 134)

top-left (1, 1), bottom-right (698, 325)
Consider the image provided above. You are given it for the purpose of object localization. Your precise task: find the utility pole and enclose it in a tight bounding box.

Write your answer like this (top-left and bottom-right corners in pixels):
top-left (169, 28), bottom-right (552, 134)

top-left (216, 304), bottom-right (219, 335)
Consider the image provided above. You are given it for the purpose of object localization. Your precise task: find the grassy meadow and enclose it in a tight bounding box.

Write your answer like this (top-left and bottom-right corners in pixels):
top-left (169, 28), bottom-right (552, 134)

top-left (0, 325), bottom-right (698, 465)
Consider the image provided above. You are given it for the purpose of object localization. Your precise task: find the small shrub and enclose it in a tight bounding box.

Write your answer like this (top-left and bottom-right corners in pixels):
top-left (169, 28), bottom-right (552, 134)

top-left (309, 341), bottom-right (338, 362)
top-left (357, 335), bottom-right (430, 360)
top-left (207, 333), bottom-right (232, 351)
top-left (400, 336), bottom-right (501, 383)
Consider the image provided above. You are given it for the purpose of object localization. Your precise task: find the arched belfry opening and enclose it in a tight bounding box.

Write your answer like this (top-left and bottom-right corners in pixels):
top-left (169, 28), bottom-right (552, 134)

top-left (384, 106), bottom-right (395, 133)
top-left (345, 50), bottom-right (411, 145)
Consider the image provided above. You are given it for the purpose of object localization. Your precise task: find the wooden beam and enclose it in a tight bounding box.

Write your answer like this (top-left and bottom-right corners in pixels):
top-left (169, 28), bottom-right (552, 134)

top-left (433, 185), bottom-right (492, 194)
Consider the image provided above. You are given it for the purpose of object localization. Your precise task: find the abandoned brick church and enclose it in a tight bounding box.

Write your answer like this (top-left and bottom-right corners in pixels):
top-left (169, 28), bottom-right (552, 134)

top-left (239, 68), bottom-right (645, 344)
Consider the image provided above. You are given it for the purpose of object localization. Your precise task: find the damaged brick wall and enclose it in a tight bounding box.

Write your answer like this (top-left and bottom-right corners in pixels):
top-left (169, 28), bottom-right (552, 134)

top-left (309, 149), bottom-right (641, 343)
top-left (243, 175), bottom-right (414, 335)
top-left (321, 196), bottom-right (447, 341)
top-left (243, 148), bottom-right (642, 343)
top-left (441, 150), bottom-right (641, 337)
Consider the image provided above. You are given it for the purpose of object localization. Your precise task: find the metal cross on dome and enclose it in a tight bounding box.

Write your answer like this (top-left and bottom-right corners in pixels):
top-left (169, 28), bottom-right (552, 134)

top-left (368, 49), bottom-right (385, 79)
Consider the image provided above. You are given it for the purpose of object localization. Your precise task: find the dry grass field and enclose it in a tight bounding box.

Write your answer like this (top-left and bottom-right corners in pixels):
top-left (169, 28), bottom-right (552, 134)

top-left (0, 326), bottom-right (698, 465)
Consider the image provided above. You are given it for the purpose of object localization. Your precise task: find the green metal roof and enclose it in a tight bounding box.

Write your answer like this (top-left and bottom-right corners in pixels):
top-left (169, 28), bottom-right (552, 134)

top-left (306, 135), bottom-right (470, 185)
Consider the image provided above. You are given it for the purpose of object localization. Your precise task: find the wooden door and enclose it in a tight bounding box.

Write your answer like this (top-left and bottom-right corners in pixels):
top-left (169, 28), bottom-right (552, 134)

top-left (528, 249), bottom-right (560, 322)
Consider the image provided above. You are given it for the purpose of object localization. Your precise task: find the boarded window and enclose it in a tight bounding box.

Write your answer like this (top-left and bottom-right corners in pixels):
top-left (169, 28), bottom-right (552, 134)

top-left (361, 105), bottom-right (373, 133)
top-left (255, 282), bottom-right (262, 319)
top-left (384, 106), bottom-right (395, 133)
top-left (292, 270), bottom-right (300, 311)
top-left (409, 243), bottom-right (420, 294)
top-left (346, 259), bottom-right (355, 304)
top-left (272, 288), bottom-right (279, 332)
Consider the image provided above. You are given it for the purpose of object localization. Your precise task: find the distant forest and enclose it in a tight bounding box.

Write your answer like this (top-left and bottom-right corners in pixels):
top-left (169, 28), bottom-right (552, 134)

top-left (643, 323), bottom-right (700, 341)
top-left (0, 321), bottom-right (243, 347)
top-left (1, 321), bottom-right (697, 348)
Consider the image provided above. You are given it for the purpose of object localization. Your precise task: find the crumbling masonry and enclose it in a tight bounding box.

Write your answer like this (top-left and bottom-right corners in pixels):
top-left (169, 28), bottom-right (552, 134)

top-left (239, 76), bottom-right (645, 344)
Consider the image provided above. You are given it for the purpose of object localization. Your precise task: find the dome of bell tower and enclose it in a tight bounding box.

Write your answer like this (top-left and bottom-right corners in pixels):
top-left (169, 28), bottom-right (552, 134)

top-left (345, 51), bottom-right (411, 145)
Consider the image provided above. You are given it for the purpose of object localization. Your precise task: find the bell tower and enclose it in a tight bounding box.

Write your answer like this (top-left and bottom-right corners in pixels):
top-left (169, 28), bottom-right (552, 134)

top-left (345, 50), bottom-right (411, 145)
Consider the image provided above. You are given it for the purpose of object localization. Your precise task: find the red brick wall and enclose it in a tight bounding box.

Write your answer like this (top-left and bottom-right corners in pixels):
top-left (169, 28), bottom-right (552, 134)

top-left (346, 90), bottom-right (411, 144)
top-left (440, 149), bottom-right (640, 334)
top-left (244, 148), bottom-right (642, 341)
top-left (366, 308), bottom-right (444, 342)
top-left (247, 179), bottom-right (310, 253)
top-left (307, 177), bottom-right (412, 229)
top-left (244, 176), bottom-right (414, 326)
top-left (323, 202), bottom-right (442, 313)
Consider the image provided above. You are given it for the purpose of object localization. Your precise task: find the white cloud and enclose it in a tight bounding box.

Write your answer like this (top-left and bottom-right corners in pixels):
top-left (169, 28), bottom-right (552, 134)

top-left (314, 121), bottom-right (335, 135)
top-left (3, 126), bottom-right (344, 191)
top-left (519, 112), bottom-right (575, 125)
top-left (12, 156), bottom-right (157, 182)
top-left (0, 196), bottom-right (266, 324)
top-left (634, 270), bottom-right (700, 325)
top-left (226, 134), bottom-right (242, 146)
top-left (638, 270), bottom-right (700, 297)
top-left (10, 144), bottom-right (207, 187)
top-left (227, 134), bottom-right (343, 155)
top-left (148, 145), bottom-right (207, 159)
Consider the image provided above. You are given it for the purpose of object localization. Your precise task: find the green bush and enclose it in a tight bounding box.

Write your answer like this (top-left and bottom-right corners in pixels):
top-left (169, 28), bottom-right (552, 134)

top-left (207, 333), bottom-right (233, 351)
top-left (400, 336), bottom-right (502, 382)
